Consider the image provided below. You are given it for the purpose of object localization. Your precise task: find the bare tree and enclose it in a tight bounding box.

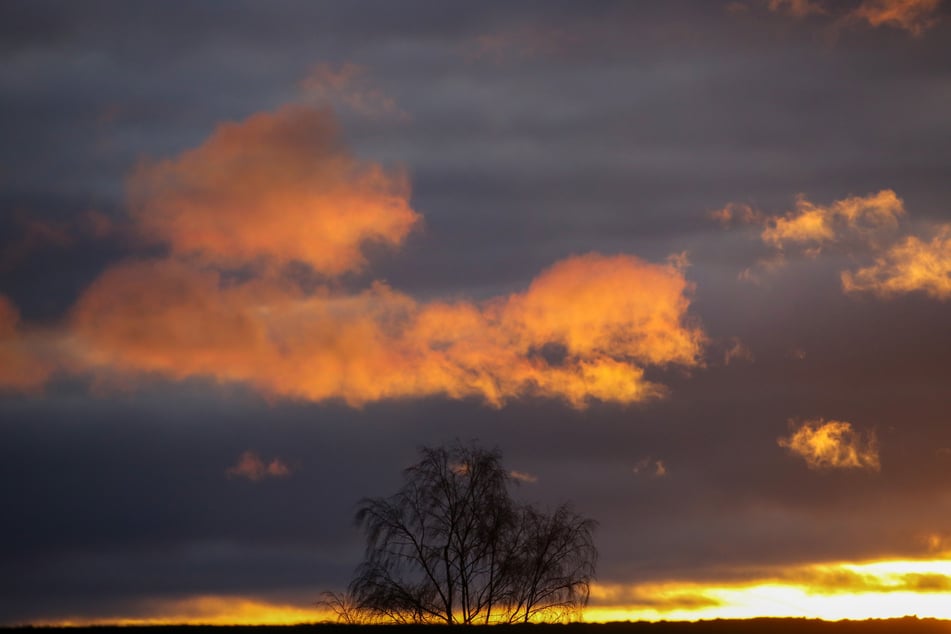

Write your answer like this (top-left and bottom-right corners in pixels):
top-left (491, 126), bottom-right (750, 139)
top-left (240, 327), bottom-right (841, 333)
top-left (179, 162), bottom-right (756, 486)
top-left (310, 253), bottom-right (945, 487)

top-left (315, 590), bottom-right (364, 624)
top-left (340, 442), bottom-right (597, 624)
top-left (505, 504), bottom-right (598, 623)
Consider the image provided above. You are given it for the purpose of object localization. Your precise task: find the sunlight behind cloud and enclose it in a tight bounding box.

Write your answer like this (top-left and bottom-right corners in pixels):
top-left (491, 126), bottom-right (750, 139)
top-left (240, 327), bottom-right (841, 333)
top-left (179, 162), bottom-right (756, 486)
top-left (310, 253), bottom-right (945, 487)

top-left (28, 596), bottom-right (329, 627)
top-left (588, 558), bottom-right (951, 622)
top-left (34, 558), bottom-right (951, 626)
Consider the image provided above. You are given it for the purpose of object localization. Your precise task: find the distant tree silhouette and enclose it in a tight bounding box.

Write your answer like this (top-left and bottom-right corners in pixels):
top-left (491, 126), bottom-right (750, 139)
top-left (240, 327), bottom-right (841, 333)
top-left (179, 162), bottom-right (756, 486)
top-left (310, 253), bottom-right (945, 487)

top-left (335, 442), bottom-right (597, 624)
top-left (316, 590), bottom-right (363, 624)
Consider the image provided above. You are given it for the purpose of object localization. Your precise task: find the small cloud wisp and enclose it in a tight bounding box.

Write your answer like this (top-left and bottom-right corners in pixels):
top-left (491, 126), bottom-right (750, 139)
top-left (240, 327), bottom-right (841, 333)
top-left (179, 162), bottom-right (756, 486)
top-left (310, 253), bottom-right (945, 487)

top-left (227, 451), bottom-right (292, 482)
top-left (760, 189), bottom-right (904, 251)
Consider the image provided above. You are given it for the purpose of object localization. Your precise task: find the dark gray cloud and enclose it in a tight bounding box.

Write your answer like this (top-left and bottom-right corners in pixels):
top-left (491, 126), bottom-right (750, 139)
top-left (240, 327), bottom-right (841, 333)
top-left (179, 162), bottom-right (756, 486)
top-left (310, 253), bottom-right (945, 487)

top-left (1, 0), bottom-right (950, 624)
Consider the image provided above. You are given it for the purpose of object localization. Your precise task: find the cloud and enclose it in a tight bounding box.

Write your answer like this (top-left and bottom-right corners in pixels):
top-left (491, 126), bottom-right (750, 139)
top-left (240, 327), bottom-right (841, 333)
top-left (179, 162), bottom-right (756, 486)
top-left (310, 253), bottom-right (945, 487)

top-left (226, 451), bottom-right (291, 482)
top-left (841, 225), bottom-right (951, 300)
top-left (6, 99), bottom-right (705, 408)
top-left (778, 419), bottom-right (880, 471)
top-left (29, 595), bottom-right (323, 626)
top-left (633, 457), bottom-right (668, 478)
top-left (0, 211), bottom-right (117, 280)
top-left (69, 253), bottom-right (704, 408)
top-left (761, 190), bottom-right (904, 251)
top-left (586, 558), bottom-right (951, 621)
top-left (762, 0), bottom-right (941, 34)
top-left (0, 215), bottom-right (72, 271)
top-left (923, 532), bottom-right (951, 553)
top-left (777, 566), bottom-right (951, 594)
top-left (717, 189), bottom-right (951, 300)
top-left (298, 62), bottom-right (406, 119)
top-left (127, 105), bottom-right (419, 276)
top-left (509, 470), bottom-right (539, 484)
top-left (589, 582), bottom-right (720, 611)
top-left (0, 296), bottom-right (54, 391)
top-left (737, 254), bottom-right (788, 285)
top-left (767, 0), bottom-right (828, 17)
top-left (723, 337), bottom-right (754, 365)
top-left (82, 210), bottom-right (116, 239)
top-left (708, 202), bottom-right (761, 226)
top-left (849, 0), bottom-right (942, 35)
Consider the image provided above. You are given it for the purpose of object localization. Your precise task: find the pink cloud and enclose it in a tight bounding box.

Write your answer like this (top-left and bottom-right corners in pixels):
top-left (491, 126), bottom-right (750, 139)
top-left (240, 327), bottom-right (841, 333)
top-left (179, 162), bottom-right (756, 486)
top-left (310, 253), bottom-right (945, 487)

top-left (226, 451), bottom-right (292, 482)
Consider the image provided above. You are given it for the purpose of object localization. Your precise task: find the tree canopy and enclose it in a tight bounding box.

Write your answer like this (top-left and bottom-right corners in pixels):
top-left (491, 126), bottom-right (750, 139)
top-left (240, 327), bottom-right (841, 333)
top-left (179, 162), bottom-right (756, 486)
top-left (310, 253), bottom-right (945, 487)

top-left (327, 442), bottom-right (597, 624)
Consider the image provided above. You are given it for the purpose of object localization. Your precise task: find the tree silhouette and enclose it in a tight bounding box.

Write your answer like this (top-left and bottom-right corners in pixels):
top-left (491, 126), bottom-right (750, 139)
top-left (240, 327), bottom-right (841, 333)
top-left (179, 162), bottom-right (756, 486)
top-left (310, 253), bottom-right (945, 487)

top-left (338, 442), bottom-right (597, 624)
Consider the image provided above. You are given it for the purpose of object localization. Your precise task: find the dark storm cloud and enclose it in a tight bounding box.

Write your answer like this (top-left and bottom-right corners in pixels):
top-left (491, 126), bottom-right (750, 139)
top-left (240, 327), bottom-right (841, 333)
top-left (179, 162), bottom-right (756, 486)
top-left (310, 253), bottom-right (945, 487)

top-left (1, 0), bottom-right (950, 624)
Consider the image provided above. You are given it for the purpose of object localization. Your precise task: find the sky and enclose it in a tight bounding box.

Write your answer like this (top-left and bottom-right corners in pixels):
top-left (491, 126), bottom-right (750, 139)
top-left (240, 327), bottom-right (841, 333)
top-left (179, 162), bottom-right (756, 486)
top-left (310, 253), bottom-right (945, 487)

top-left (1, 0), bottom-right (951, 625)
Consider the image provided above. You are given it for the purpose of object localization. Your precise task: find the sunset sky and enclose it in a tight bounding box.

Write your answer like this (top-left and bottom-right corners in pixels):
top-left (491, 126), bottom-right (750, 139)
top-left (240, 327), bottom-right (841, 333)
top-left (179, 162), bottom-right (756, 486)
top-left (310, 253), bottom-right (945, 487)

top-left (2, 0), bottom-right (951, 625)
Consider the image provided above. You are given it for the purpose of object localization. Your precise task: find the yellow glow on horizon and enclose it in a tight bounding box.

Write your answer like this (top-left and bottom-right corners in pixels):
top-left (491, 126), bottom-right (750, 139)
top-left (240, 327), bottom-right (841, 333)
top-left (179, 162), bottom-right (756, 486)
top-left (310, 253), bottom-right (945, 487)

top-left (588, 586), bottom-right (951, 623)
top-left (588, 556), bottom-right (951, 623)
top-left (27, 556), bottom-right (951, 626)
top-left (30, 596), bottom-right (330, 627)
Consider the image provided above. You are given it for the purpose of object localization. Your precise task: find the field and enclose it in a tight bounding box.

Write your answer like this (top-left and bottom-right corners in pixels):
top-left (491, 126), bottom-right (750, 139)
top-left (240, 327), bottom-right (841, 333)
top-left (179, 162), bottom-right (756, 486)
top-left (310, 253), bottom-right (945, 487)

top-left (5, 620), bottom-right (951, 634)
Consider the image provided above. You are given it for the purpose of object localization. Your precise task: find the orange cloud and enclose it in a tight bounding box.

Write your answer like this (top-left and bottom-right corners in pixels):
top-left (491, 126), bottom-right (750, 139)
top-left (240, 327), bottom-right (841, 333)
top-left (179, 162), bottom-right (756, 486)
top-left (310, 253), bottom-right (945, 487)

top-left (589, 582), bottom-right (720, 612)
top-left (841, 225), bottom-right (951, 300)
top-left (30, 595), bottom-right (326, 626)
top-left (69, 253), bottom-right (703, 408)
top-left (509, 470), bottom-right (539, 484)
top-left (761, 190), bottom-right (904, 250)
top-left (722, 189), bottom-right (951, 302)
top-left (0, 296), bottom-right (54, 391)
top-left (762, 0), bottom-right (941, 34)
top-left (227, 451), bottom-right (291, 481)
top-left (708, 202), bottom-right (762, 226)
top-left (721, 191), bottom-right (903, 285)
top-left (4, 98), bottom-right (705, 407)
top-left (849, 0), bottom-right (942, 35)
top-left (127, 105), bottom-right (418, 276)
top-left (778, 419), bottom-right (880, 471)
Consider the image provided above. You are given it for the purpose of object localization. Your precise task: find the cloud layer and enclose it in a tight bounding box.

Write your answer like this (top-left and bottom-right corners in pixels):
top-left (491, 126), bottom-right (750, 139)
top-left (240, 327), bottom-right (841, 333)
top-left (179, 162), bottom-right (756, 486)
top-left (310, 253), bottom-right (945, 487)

top-left (70, 253), bottom-right (702, 407)
top-left (3, 104), bottom-right (705, 407)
